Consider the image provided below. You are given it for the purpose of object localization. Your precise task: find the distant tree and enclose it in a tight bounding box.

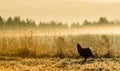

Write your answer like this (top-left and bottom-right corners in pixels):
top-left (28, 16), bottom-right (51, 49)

top-left (13, 16), bottom-right (21, 27)
top-left (63, 23), bottom-right (68, 28)
top-left (26, 19), bottom-right (36, 28)
top-left (71, 22), bottom-right (80, 28)
top-left (6, 17), bottom-right (36, 29)
top-left (0, 16), bottom-right (4, 27)
top-left (57, 22), bottom-right (68, 28)
top-left (71, 22), bottom-right (76, 27)
top-left (6, 17), bottom-right (13, 27)
top-left (57, 22), bottom-right (63, 27)
top-left (92, 21), bottom-right (97, 24)
top-left (14, 16), bottom-right (20, 22)
top-left (82, 20), bottom-right (91, 25)
top-left (98, 17), bottom-right (109, 24)
top-left (39, 22), bottom-right (46, 26)
top-left (38, 21), bottom-right (68, 29)
top-left (21, 20), bottom-right (26, 27)
top-left (76, 22), bottom-right (80, 27)
top-left (38, 21), bottom-right (48, 29)
top-left (49, 21), bottom-right (57, 28)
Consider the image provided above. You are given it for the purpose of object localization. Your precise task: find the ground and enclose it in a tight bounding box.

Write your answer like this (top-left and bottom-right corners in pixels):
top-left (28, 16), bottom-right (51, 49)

top-left (0, 57), bottom-right (119, 71)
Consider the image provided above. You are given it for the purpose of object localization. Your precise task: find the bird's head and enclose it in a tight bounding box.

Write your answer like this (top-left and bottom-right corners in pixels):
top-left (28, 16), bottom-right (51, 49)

top-left (77, 43), bottom-right (81, 48)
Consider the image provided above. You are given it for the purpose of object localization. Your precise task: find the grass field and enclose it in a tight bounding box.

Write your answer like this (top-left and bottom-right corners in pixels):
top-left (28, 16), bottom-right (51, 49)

top-left (0, 29), bottom-right (120, 58)
top-left (0, 57), bottom-right (120, 71)
top-left (0, 28), bottom-right (120, 71)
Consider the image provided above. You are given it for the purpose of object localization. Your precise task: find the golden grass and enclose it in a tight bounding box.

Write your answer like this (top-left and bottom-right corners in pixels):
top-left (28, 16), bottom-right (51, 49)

top-left (0, 58), bottom-right (120, 71)
top-left (0, 30), bottom-right (120, 58)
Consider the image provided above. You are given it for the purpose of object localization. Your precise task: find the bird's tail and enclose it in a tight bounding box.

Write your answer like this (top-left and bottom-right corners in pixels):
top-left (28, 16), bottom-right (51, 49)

top-left (91, 55), bottom-right (95, 59)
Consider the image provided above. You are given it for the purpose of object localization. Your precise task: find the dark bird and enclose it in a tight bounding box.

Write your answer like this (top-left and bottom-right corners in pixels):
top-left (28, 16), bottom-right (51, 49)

top-left (77, 43), bottom-right (95, 62)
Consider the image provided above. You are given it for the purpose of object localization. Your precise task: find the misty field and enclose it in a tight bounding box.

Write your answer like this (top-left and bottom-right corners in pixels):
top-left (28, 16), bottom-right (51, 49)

top-left (0, 29), bottom-right (120, 71)
top-left (0, 29), bottom-right (120, 58)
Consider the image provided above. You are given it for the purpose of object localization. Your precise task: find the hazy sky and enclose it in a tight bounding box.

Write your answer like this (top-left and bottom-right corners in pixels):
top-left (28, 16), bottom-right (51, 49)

top-left (0, 0), bottom-right (120, 24)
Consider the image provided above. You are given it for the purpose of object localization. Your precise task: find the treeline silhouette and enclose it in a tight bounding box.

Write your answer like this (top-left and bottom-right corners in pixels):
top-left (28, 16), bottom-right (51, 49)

top-left (0, 16), bottom-right (68, 30)
top-left (0, 16), bottom-right (119, 30)
top-left (71, 17), bottom-right (117, 28)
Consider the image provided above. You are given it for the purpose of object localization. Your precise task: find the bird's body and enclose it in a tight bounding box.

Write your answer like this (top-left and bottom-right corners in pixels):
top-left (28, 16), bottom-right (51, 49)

top-left (77, 44), bottom-right (95, 61)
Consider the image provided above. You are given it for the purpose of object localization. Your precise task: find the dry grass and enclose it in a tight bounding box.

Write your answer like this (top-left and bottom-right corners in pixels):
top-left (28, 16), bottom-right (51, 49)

top-left (0, 30), bottom-right (120, 58)
top-left (0, 30), bottom-right (120, 71)
top-left (0, 58), bottom-right (120, 71)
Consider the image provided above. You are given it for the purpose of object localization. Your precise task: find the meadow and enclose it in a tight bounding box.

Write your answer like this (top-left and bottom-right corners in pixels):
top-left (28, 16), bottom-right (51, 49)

top-left (0, 27), bottom-right (120, 71)
top-left (0, 27), bottom-right (120, 58)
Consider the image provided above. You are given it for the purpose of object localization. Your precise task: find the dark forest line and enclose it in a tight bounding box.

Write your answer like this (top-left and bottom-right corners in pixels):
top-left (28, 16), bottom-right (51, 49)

top-left (0, 16), bottom-right (120, 30)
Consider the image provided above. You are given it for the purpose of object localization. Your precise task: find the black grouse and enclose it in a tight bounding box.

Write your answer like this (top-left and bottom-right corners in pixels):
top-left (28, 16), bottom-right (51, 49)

top-left (77, 43), bottom-right (95, 61)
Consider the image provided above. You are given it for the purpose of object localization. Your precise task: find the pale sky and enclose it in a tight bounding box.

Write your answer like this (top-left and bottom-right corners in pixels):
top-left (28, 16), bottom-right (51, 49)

top-left (0, 0), bottom-right (120, 24)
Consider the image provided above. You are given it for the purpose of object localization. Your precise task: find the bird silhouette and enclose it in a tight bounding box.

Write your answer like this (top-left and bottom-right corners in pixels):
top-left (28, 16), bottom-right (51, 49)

top-left (77, 43), bottom-right (95, 62)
